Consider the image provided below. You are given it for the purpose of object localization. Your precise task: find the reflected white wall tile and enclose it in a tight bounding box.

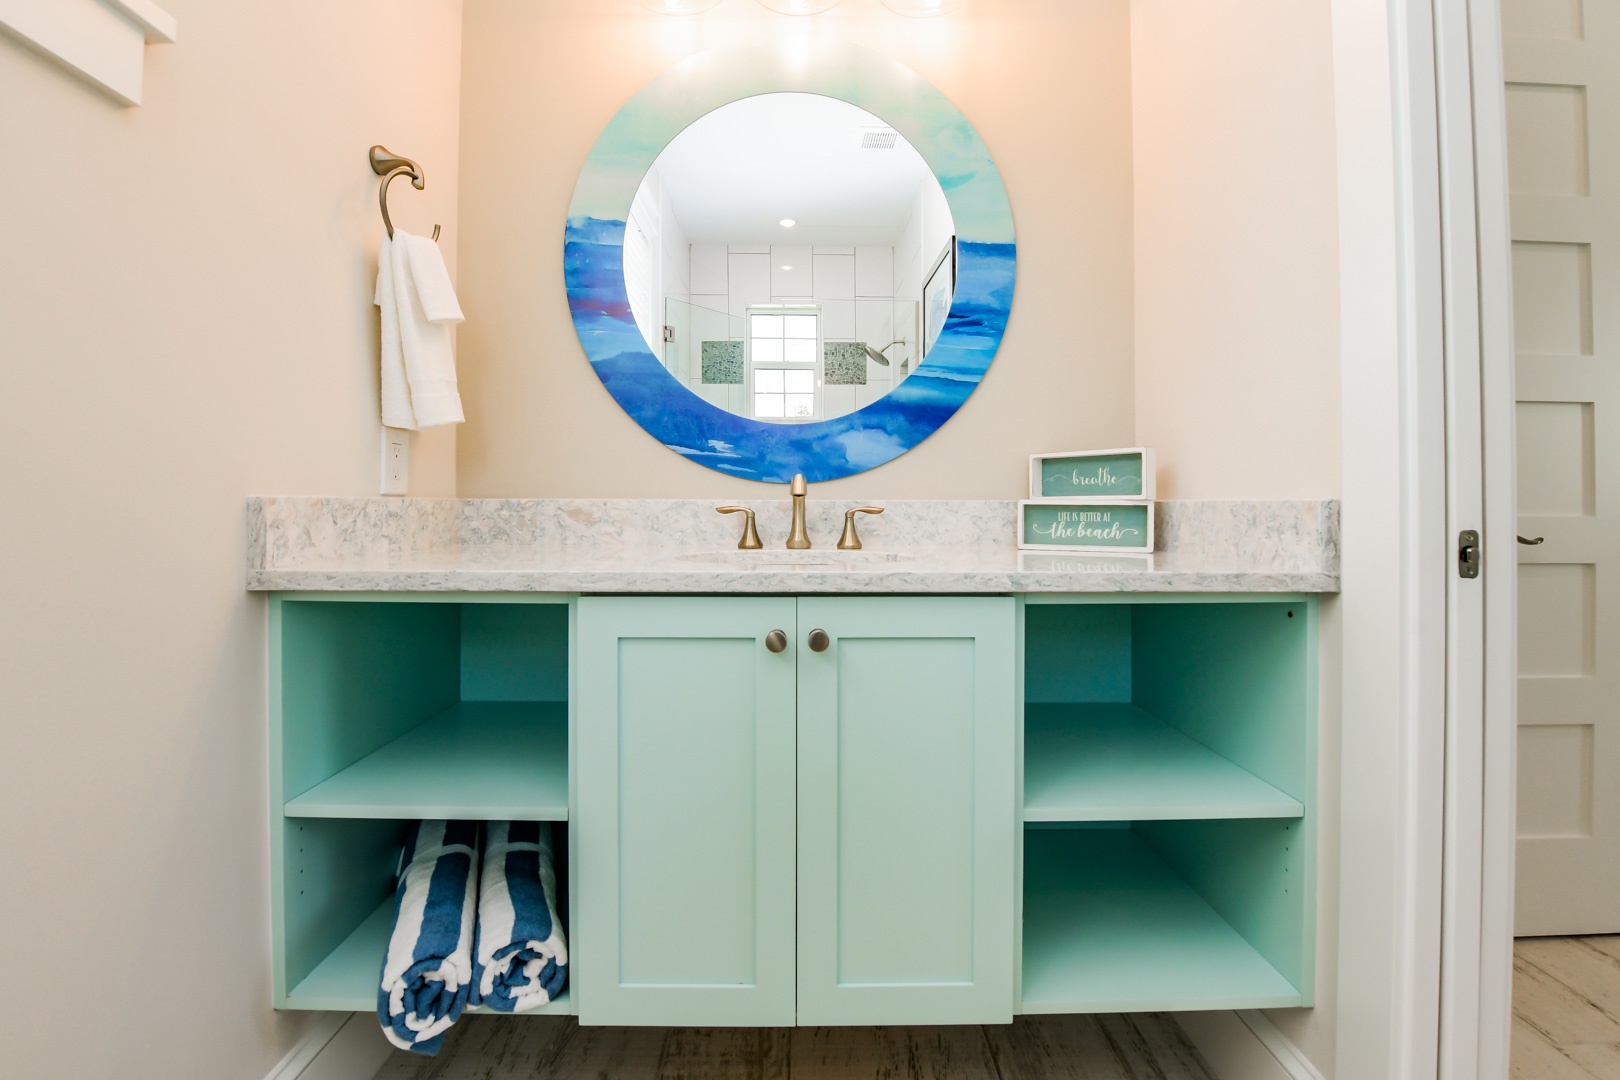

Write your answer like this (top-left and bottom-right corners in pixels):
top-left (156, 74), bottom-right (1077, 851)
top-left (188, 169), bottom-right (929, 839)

top-left (893, 300), bottom-right (919, 369)
top-left (771, 246), bottom-right (812, 296)
top-left (812, 254), bottom-right (855, 301)
top-left (691, 293), bottom-right (728, 316)
top-left (822, 385), bottom-right (857, 418)
top-left (895, 193), bottom-right (924, 298)
top-left (813, 245), bottom-right (855, 255)
top-left (695, 383), bottom-right (729, 410)
top-left (856, 298), bottom-right (895, 350)
top-left (855, 381), bottom-right (892, 409)
top-left (728, 253), bottom-right (770, 318)
top-left (821, 299), bottom-right (856, 339)
top-left (856, 246), bottom-right (894, 296)
top-left (727, 242), bottom-right (769, 254)
top-left (691, 244), bottom-right (728, 294)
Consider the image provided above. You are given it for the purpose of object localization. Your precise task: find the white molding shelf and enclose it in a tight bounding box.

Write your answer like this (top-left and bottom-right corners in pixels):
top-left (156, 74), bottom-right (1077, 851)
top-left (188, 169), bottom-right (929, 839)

top-left (0, 0), bottom-right (175, 106)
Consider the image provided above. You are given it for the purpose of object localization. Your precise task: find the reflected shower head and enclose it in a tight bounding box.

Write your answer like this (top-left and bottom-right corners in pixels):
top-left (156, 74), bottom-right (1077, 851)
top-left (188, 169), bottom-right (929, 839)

top-left (862, 340), bottom-right (908, 366)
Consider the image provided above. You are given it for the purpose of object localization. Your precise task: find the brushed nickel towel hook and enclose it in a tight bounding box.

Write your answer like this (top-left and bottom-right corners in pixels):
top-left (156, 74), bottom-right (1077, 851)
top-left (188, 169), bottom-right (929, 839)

top-left (369, 145), bottom-right (441, 242)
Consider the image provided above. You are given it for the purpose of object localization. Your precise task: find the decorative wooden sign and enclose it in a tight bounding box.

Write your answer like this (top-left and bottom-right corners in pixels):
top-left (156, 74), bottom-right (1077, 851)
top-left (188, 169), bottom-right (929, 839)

top-left (1018, 500), bottom-right (1155, 553)
top-left (1029, 447), bottom-right (1155, 501)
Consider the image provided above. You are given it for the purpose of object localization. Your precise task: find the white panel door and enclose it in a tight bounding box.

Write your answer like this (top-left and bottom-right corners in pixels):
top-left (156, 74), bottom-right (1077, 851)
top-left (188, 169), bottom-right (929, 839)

top-left (1506, 0), bottom-right (1620, 935)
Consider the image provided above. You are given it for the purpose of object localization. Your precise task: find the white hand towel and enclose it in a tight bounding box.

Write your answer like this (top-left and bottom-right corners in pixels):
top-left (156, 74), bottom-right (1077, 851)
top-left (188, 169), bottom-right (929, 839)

top-left (375, 233), bottom-right (413, 429)
top-left (374, 229), bottom-right (466, 430)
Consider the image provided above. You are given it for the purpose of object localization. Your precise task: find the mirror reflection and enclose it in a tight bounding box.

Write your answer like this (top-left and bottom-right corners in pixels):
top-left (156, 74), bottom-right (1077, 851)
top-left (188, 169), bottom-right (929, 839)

top-left (625, 93), bottom-right (956, 423)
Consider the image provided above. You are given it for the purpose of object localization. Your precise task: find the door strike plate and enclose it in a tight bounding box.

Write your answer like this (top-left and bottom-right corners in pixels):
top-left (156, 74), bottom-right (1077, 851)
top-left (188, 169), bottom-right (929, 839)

top-left (1458, 529), bottom-right (1481, 579)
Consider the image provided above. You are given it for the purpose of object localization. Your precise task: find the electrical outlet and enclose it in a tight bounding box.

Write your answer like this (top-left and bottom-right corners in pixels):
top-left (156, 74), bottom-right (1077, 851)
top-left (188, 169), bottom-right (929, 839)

top-left (380, 427), bottom-right (409, 496)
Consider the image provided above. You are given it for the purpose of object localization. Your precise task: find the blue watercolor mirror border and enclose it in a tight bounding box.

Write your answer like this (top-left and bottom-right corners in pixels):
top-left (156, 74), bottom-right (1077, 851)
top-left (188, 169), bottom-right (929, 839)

top-left (564, 42), bottom-right (1016, 484)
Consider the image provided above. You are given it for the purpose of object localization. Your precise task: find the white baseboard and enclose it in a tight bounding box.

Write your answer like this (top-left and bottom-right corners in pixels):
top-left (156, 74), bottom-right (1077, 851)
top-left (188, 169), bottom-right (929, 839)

top-left (1178, 1010), bottom-right (1328, 1080)
top-left (265, 1013), bottom-right (392, 1080)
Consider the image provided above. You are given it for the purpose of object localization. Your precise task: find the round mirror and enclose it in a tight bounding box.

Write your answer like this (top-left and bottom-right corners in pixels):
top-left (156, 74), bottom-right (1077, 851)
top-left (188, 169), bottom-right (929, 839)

top-left (566, 43), bottom-right (1014, 483)
top-left (628, 93), bottom-right (954, 424)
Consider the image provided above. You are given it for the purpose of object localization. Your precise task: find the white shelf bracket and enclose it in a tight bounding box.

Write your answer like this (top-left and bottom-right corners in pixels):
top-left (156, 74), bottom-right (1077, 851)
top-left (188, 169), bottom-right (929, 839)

top-left (0, 0), bottom-right (176, 106)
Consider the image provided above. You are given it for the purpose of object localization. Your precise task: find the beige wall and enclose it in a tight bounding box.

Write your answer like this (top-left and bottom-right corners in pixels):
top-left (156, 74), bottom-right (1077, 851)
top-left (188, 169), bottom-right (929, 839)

top-left (0, 3), bottom-right (461, 1077)
top-left (455, 0), bottom-right (1136, 499)
top-left (1131, 0), bottom-right (1342, 500)
top-left (1129, 2), bottom-right (1342, 1067)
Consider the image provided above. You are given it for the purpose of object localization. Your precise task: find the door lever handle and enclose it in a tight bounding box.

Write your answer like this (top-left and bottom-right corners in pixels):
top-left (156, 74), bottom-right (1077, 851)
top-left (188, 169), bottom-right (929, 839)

top-left (1518, 535), bottom-right (1545, 545)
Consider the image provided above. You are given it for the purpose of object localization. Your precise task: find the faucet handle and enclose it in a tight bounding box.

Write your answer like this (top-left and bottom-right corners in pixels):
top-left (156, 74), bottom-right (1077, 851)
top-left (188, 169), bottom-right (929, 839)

top-left (717, 506), bottom-right (763, 550)
top-left (837, 506), bottom-right (884, 551)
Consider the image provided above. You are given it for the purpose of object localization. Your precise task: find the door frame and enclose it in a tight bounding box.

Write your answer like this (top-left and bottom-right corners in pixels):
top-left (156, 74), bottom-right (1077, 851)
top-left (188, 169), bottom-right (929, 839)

top-left (1432, 0), bottom-right (1520, 1075)
top-left (1332, 0), bottom-right (1514, 1076)
top-left (1412, 0), bottom-right (1520, 1077)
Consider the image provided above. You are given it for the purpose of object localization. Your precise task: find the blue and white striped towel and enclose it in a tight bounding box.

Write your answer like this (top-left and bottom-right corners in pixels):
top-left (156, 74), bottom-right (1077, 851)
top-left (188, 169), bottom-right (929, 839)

top-left (377, 820), bottom-right (479, 1055)
top-left (471, 821), bottom-right (569, 1012)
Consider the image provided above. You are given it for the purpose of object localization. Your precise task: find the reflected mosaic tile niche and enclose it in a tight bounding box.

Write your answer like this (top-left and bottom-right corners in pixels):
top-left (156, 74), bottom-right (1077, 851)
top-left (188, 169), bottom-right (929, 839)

top-left (701, 340), bottom-right (743, 384)
top-left (824, 342), bottom-right (869, 385)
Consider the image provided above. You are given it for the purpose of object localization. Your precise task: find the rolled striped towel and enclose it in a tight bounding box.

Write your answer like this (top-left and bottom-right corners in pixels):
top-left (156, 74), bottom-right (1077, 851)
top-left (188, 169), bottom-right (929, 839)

top-left (377, 820), bottom-right (479, 1055)
top-left (472, 821), bottom-right (569, 1012)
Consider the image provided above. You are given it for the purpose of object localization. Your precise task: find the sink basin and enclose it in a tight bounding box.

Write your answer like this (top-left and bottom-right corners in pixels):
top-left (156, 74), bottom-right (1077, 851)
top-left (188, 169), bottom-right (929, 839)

top-left (675, 549), bottom-right (917, 570)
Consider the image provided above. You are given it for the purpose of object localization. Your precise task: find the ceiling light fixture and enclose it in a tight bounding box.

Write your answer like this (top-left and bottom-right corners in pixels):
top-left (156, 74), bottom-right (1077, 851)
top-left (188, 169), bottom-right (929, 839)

top-left (754, 0), bottom-right (845, 15)
top-left (779, 218), bottom-right (797, 228)
top-left (634, 0), bottom-right (723, 14)
top-left (878, 0), bottom-right (965, 15)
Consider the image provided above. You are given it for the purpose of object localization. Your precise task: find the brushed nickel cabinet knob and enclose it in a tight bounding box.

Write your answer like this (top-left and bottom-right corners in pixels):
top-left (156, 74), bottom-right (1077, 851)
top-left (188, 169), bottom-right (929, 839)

top-left (807, 628), bottom-right (830, 652)
top-left (765, 629), bottom-right (788, 653)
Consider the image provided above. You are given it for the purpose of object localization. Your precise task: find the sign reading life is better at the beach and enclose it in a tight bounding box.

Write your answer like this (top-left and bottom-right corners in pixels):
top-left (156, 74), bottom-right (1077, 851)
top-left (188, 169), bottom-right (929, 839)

top-left (1018, 501), bottom-right (1155, 553)
top-left (1029, 447), bottom-right (1155, 500)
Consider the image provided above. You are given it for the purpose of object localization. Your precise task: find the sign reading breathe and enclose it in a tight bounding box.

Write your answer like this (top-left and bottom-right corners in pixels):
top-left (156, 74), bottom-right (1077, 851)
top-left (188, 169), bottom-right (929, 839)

top-left (1030, 448), bottom-right (1155, 500)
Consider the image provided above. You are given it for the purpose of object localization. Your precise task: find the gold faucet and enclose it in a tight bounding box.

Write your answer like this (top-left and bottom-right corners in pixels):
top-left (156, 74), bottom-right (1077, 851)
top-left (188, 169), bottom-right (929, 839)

top-left (786, 473), bottom-right (812, 549)
top-left (837, 506), bottom-right (884, 550)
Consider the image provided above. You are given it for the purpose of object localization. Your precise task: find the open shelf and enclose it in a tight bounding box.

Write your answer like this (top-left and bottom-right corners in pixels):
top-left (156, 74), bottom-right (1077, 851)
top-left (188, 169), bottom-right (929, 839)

top-left (1021, 828), bottom-right (1303, 1013)
top-left (285, 702), bottom-right (567, 820)
top-left (286, 899), bottom-right (572, 1016)
top-left (1023, 704), bottom-right (1303, 821)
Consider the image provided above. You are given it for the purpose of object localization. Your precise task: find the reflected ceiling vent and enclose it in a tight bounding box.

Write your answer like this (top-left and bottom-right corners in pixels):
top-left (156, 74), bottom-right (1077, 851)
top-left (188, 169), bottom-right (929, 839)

top-left (860, 127), bottom-right (901, 150)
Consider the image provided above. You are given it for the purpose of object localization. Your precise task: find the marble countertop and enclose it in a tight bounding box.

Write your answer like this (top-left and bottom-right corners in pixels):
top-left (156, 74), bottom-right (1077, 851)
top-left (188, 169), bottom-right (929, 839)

top-left (246, 497), bottom-right (1339, 594)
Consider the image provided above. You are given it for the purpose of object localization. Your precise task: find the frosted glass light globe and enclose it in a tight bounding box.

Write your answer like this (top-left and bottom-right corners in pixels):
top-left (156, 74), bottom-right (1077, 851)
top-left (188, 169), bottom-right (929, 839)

top-left (634, 0), bottom-right (723, 14)
top-left (879, 0), bottom-right (965, 15)
top-left (754, 0), bottom-right (845, 14)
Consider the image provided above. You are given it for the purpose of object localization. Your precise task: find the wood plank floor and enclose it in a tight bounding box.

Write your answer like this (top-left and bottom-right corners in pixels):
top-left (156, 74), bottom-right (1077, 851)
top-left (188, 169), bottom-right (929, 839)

top-left (1514, 936), bottom-right (1620, 1079)
top-left (371, 1014), bottom-right (1216, 1080)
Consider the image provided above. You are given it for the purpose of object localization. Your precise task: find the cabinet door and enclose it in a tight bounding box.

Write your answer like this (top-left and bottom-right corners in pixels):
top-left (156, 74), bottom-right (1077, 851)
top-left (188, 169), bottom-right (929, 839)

top-left (575, 596), bottom-right (797, 1026)
top-left (795, 596), bottom-right (1018, 1024)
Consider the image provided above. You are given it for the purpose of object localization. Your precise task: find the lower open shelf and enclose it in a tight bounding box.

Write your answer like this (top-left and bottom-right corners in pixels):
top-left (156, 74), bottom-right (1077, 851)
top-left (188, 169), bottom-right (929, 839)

top-left (1021, 828), bottom-right (1303, 1013)
top-left (285, 899), bottom-right (573, 1016)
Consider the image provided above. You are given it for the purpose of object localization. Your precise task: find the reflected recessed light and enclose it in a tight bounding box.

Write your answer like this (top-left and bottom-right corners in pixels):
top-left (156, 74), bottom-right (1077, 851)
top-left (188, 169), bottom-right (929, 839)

top-left (779, 218), bottom-right (797, 228)
top-left (781, 265), bottom-right (794, 271)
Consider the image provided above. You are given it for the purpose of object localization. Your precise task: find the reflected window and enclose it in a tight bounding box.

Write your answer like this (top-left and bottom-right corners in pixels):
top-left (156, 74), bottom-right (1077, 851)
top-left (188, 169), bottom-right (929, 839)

top-left (749, 307), bottom-right (821, 420)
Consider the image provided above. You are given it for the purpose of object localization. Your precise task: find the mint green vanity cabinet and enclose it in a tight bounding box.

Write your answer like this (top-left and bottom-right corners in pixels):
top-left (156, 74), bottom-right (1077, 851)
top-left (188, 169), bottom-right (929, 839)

top-left (265, 589), bottom-right (1318, 1028)
top-left (795, 597), bottom-right (1017, 1025)
top-left (574, 595), bottom-right (1018, 1027)
top-left (574, 596), bottom-right (799, 1027)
